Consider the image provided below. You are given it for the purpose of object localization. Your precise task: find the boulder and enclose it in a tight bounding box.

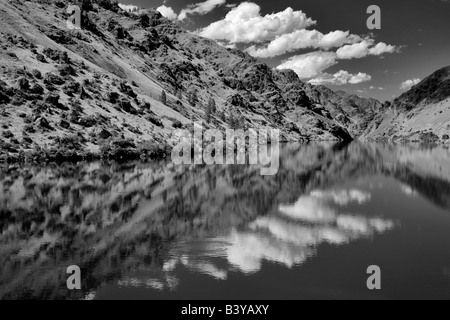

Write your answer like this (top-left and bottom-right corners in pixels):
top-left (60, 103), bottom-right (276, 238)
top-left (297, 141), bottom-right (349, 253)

top-left (98, 128), bottom-right (112, 139)
top-left (17, 77), bottom-right (30, 91)
top-left (44, 73), bottom-right (64, 86)
top-left (59, 119), bottom-right (70, 129)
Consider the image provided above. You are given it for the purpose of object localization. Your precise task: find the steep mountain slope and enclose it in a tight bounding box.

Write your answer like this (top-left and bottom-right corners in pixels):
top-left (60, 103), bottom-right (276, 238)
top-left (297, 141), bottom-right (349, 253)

top-left (361, 66), bottom-right (450, 142)
top-left (0, 0), bottom-right (385, 162)
top-left (301, 84), bottom-right (383, 137)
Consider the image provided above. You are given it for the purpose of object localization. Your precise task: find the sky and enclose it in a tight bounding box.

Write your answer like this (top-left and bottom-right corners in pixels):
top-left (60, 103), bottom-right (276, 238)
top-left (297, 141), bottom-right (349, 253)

top-left (118, 0), bottom-right (450, 101)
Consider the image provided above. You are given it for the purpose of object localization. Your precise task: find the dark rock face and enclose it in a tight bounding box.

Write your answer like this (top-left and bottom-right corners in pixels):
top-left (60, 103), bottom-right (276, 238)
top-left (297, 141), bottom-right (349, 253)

top-left (119, 81), bottom-right (136, 98)
top-left (38, 117), bottom-right (52, 130)
top-left (98, 128), bottom-right (111, 139)
top-left (17, 77), bottom-right (30, 91)
top-left (107, 91), bottom-right (120, 104)
top-left (44, 93), bottom-right (60, 105)
top-left (59, 119), bottom-right (70, 129)
top-left (329, 125), bottom-right (353, 142)
top-left (30, 84), bottom-right (44, 95)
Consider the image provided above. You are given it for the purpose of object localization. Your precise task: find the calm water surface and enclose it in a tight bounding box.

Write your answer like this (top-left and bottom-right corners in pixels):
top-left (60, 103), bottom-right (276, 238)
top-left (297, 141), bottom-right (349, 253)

top-left (1, 142), bottom-right (450, 299)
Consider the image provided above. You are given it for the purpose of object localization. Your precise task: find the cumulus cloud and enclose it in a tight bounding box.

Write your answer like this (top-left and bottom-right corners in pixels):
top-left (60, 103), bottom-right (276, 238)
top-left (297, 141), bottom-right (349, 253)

top-left (336, 40), bottom-right (372, 59)
top-left (400, 78), bottom-right (421, 90)
top-left (336, 40), bottom-right (397, 59)
top-left (178, 0), bottom-right (226, 21)
top-left (199, 2), bottom-right (316, 44)
top-left (276, 51), bottom-right (374, 84)
top-left (198, 1), bottom-right (397, 62)
top-left (246, 30), bottom-right (361, 58)
top-left (309, 70), bottom-right (372, 85)
top-left (119, 3), bottom-right (139, 12)
top-left (369, 42), bottom-right (397, 55)
top-left (273, 37), bottom-right (396, 81)
top-left (157, 5), bottom-right (178, 21)
top-left (276, 51), bottom-right (337, 78)
top-left (191, 2), bottom-right (397, 84)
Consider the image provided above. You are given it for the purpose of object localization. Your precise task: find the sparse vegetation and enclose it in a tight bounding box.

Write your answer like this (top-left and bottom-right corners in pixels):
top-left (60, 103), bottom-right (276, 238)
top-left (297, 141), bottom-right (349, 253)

top-left (160, 89), bottom-right (167, 105)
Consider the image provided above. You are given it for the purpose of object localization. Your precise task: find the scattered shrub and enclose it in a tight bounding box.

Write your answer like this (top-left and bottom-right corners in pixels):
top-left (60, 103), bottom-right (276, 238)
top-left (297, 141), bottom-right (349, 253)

top-left (146, 114), bottom-right (163, 127)
top-left (172, 120), bottom-right (183, 129)
top-left (2, 130), bottom-right (14, 139)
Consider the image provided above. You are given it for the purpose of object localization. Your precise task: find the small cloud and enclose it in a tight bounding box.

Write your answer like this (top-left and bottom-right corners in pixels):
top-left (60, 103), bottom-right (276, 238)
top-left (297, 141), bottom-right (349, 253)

top-left (369, 86), bottom-right (385, 90)
top-left (309, 70), bottom-right (372, 85)
top-left (400, 78), bottom-right (421, 90)
top-left (157, 5), bottom-right (178, 21)
top-left (178, 0), bottom-right (226, 21)
top-left (336, 40), bottom-right (397, 60)
top-left (276, 51), bottom-right (337, 79)
top-left (118, 3), bottom-right (139, 12)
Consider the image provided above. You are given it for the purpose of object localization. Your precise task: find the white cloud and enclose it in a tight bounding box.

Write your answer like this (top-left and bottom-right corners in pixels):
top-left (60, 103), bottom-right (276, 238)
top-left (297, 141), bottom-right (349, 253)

top-left (178, 0), bottom-right (226, 21)
top-left (119, 3), bottom-right (139, 12)
top-left (246, 30), bottom-right (361, 58)
top-left (308, 71), bottom-right (372, 85)
top-left (198, 2), bottom-right (316, 44)
top-left (400, 78), bottom-right (421, 90)
top-left (276, 51), bottom-right (337, 78)
top-left (198, 2), bottom-right (397, 60)
top-left (276, 51), bottom-right (373, 84)
top-left (336, 40), bottom-right (397, 59)
top-left (194, 2), bottom-right (398, 84)
top-left (369, 42), bottom-right (397, 55)
top-left (336, 40), bottom-right (372, 59)
top-left (157, 5), bottom-right (178, 21)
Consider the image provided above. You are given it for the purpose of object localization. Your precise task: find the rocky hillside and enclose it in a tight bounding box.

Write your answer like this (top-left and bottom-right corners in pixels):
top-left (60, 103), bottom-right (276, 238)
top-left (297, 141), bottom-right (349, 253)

top-left (361, 66), bottom-right (450, 143)
top-left (301, 84), bottom-right (383, 138)
top-left (0, 0), bottom-right (389, 162)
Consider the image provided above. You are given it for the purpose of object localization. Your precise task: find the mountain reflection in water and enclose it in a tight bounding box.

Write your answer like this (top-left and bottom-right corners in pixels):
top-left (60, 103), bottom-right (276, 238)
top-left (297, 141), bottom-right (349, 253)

top-left (1, 142), bottom-right (450, 300)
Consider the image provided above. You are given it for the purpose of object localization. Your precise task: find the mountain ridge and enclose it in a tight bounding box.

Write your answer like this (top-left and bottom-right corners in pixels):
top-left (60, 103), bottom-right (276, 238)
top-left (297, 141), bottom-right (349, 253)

top-left (0, 0), bottom-right (381, 162)
top-left (0, 0), bottom-right (449, 163)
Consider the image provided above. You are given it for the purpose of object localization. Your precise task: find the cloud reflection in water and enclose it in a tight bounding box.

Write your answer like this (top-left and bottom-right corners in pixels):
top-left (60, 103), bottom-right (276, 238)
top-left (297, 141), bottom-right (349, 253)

top-left (154, 188), bottom-right (394, 284)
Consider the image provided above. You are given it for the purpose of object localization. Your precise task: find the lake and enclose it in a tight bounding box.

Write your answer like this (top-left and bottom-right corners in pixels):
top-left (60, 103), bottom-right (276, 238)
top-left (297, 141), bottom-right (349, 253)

top-left (1, 142), bottom-right (450, 300)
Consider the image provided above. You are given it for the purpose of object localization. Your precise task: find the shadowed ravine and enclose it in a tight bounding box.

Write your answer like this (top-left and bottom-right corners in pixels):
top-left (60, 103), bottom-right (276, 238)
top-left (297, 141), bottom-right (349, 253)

top-left (1, 142), bottom-right (450, 299)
